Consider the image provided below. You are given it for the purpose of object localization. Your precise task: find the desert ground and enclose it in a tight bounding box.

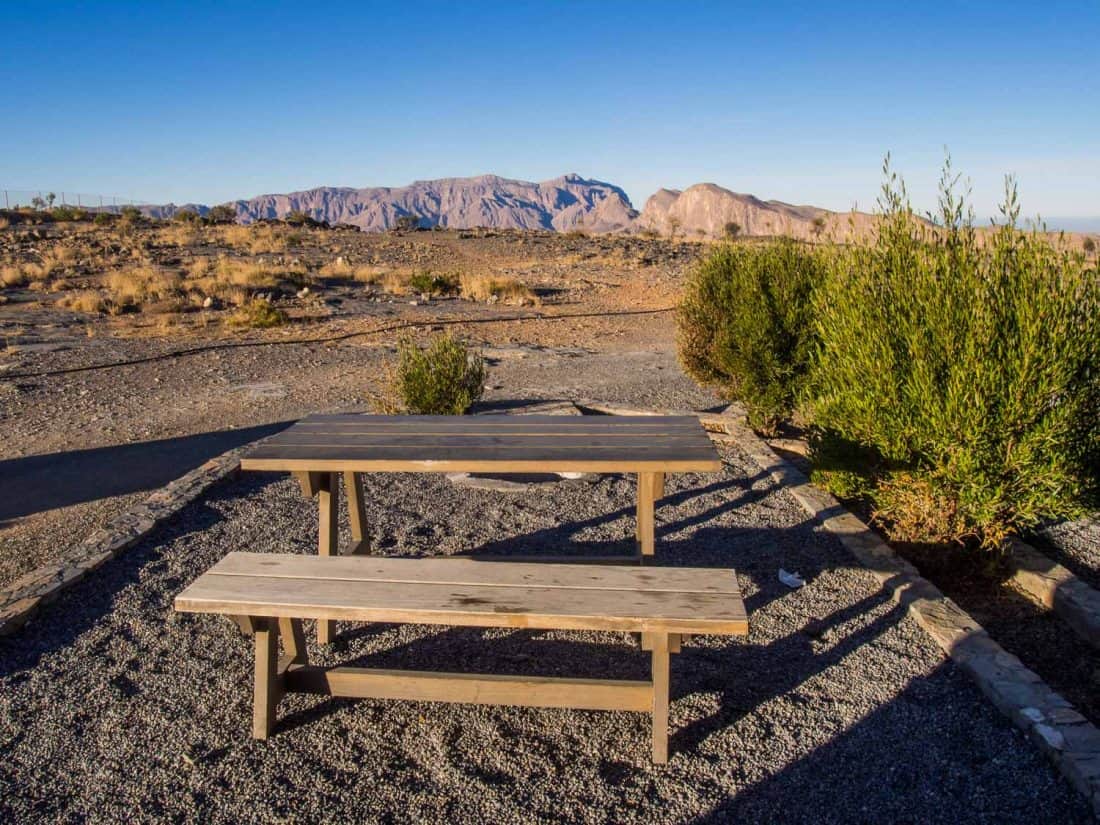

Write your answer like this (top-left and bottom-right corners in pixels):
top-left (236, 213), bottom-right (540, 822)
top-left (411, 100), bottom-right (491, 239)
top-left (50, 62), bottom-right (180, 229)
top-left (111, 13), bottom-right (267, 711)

top-left (1, 218), bottom-right (1096, 822)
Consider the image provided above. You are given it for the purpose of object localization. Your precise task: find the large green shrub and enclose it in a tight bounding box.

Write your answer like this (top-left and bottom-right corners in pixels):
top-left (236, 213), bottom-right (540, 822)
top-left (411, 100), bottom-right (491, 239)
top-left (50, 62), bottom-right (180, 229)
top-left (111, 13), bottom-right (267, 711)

top-left (677, 239), bottom-right (825, 433)
top-left (388, 334), bottom-right (485, 415)
top-left (811, 160), bottom-right (1100, 548)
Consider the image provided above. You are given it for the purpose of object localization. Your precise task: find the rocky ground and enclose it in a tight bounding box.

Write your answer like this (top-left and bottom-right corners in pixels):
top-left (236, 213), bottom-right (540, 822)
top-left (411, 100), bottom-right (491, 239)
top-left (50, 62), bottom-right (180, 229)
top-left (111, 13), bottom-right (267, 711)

top-left (1, 438), bottom-right (1092, 823)
top-left (0, 220), bottom-right (1094, 822)
top-left (0, 221), bottom-right (701, 587)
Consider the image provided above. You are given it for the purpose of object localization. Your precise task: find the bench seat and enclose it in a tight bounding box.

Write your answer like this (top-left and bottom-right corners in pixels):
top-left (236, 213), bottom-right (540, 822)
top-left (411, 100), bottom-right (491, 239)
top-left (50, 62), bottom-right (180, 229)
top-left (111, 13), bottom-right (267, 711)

top-left (174, 552), bottom-right (749, 763)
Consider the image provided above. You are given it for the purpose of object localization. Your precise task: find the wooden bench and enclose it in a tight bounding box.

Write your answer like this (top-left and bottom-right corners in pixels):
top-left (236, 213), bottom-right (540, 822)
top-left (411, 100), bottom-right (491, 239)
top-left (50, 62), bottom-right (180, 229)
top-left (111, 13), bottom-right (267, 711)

top-left (174, 552), bottom-right (749, 763)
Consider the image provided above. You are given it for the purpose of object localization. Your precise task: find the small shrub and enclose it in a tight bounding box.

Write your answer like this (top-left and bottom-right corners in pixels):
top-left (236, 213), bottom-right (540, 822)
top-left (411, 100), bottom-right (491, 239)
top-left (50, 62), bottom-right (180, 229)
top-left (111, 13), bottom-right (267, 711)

top-left (50, 206), bottom-right (88, 222)
top-left (227, 298), bottom-right (287, 328)
top-left (677, 239), bottom-right (825, 433)
top-left (408, 270), bottom-right (458, 295)
top-left (1, 266), bottom-right (27, 287)
top-left (93, 213), bottom-right (113, 226)
top-left (58, 290), bottom-right (106, 313)
top-left (394, 214), bottom-right (421, 232)
top-left (458, 273), bottom-right (538, 305)
top-left (1084, 237), bottom-right (1097, 255)
top-left (723, 221), bottom-right (741, 240)
top-left (810, 159), bottom-right (1100, 548)
top-left (386, 334), bottom-right (486, 415)
top-left (206, 204), bottom-right (237, 224)
top-left (105, 267), bottom-right (182, 309)
top-left (175, 209), bottom-right (201, 224)
top-left (317, 258), bottom-right (354, 279)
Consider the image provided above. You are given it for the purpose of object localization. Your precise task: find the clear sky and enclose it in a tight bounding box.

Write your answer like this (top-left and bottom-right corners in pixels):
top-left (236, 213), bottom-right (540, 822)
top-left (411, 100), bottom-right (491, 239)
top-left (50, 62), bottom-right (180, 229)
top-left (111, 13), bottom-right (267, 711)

top-left (2, 1), bottom-right (1097, 224)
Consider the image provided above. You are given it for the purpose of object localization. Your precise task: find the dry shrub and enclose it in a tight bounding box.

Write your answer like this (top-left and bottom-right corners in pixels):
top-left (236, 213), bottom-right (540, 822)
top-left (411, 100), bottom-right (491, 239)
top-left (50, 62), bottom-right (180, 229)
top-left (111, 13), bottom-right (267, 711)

top-left (459, 273), bottom-right (539, 305)
top-left (58, 290), bottom-right (106, 313)
top-left (1, 266), bottom-right (26, 287)
top-left (871, 472), bottom-right (984, 547)
top-left (187, 257), bottom-right (212, 278)
top-left (105, 267), bottom-right (182, 309)
top-left (383, 271), bottom-right (412, 294)
top-left (353, 266), bottom-right (384, 284)
top-left (227, 298), bottom-right (288, 328)
top-left (220, 224), bottom-right (300, 255)
top-left (0, 217), bottom-right (10, 230)
top-left (317, 258), bottom-right (354, 279)
top-left (157, 224), bottom-right (201, 247)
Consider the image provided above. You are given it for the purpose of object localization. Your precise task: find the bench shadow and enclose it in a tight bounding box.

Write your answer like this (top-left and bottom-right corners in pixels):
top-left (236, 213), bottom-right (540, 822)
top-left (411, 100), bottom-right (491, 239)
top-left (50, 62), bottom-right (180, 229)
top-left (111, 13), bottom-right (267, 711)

top-left (0, 421), bottom-right (292, 524)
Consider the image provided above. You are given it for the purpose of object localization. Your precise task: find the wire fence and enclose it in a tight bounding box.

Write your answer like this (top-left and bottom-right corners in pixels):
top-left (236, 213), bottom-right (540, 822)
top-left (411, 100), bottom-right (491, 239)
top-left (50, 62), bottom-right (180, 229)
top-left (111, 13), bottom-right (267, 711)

top-left (1, 189), bottom-right (142, 213)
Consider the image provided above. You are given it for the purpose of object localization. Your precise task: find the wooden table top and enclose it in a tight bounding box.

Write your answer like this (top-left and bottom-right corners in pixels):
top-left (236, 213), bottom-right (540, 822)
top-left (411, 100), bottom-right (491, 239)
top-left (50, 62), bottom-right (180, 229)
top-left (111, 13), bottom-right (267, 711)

top-left (240, 414), bottom-right (723, 473)
top-left (175, 552), bottom-right (749, 635)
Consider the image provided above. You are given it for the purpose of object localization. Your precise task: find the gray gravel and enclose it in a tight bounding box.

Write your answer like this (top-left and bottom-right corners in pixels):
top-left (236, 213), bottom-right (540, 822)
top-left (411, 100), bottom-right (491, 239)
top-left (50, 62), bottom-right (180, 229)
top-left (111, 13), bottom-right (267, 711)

top-left (1032, 515), bottom-right (1100, 590)
top-left (0, 441), bottom-right (1090, 823)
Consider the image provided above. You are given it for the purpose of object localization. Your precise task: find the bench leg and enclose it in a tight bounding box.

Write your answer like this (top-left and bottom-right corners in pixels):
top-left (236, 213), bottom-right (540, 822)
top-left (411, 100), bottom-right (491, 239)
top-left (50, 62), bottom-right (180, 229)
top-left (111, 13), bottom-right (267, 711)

top-left (651, 632), bottom-right (671, 764)
top-left (344, 471), bottom-right (370, 555)
top-left (636, 472), bottom-right (662, 558)
top-left (253, 618), bottom-right (281, 740)
top-left (317, 473), bottom-right (340, 644)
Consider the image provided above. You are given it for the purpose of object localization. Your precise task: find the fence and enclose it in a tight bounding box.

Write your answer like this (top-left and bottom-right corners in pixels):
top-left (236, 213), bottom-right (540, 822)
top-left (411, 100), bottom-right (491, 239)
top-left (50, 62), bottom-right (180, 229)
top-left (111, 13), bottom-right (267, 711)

top-left (1, 190), bottom-right (142, 213)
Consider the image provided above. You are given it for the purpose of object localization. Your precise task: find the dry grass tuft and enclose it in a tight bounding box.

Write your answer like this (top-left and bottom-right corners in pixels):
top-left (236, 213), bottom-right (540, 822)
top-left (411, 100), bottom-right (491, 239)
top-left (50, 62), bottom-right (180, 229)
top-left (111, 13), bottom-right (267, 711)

top-left (105, 267), bottom-right (183, 309)
top-left (219, 224), bottom-right (301, 255)
top-left (317, 258), bottom-right (354, 279)
top-left (58, 290), bottom-right (106, 313)
top-left (1, 266), bottom-right (27, 287)
top-left (157, 224), bottom-right (202, 248)
top-left (459, 273), bottom-right (539, 305)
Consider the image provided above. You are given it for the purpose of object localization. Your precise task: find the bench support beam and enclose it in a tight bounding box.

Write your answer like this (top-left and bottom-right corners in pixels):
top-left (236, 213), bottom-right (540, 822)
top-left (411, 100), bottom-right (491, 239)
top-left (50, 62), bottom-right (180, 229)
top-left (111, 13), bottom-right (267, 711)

top-left (636, 472), bottom-right (664, 558)
top-left (245, 620), bottom-right (677, 761)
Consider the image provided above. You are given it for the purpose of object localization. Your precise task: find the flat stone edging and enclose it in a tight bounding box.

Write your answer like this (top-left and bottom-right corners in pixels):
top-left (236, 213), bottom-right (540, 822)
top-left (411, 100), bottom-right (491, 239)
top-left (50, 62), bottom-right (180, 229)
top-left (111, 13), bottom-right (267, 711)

top-left (579, 399), bottom-right (1100, 816)
top-left (0, 449), bottom-right (243, 636)
top-left (1008, 536), bottom-right (1100, 651)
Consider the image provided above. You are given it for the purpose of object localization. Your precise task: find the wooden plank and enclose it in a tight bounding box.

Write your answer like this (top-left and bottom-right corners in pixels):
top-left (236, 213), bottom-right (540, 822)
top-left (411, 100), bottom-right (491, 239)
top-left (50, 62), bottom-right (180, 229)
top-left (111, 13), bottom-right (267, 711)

top-left (241, 455), bottom-right (721, 474)
top-left (295, 414), bottom-right (701, 428)
top-left (651, 633), bottom-right (671, 764)
top-left (240, 414), bottom-right (721, 474)
top-left (344, 471), bottom-right (368, 550)
top-left (283, 665), bottom-right (652, 712)
top-left (253, 618), bottom-right (281, 740)
top-left (175, 574), bottom-right (749, 635)
top-left (262, 435), bottom-right (709, 449)
top-left (206, 553), bottom-right (743, 596)
top-left (316, 473), bottom-right (339, 644)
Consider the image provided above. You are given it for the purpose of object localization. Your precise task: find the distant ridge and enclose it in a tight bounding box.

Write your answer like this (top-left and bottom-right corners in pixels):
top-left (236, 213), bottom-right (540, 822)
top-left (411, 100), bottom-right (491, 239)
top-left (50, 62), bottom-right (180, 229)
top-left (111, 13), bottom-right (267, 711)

top-left (140, 174), bottom-right (638, 233)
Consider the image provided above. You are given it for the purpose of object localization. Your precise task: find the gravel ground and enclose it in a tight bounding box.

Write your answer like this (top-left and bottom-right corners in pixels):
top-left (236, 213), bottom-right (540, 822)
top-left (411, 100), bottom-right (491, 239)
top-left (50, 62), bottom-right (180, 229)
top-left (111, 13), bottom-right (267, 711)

top-left (1032, 516), bottom-right (1100, 590)
top-left (1, 442), bottom-right (1089, 823)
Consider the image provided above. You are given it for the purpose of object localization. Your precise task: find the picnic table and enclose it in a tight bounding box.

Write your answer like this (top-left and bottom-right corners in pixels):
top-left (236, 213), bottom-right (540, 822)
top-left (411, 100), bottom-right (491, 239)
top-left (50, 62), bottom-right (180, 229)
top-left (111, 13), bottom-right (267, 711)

top-left (241, 413), bottom-right (722, 641)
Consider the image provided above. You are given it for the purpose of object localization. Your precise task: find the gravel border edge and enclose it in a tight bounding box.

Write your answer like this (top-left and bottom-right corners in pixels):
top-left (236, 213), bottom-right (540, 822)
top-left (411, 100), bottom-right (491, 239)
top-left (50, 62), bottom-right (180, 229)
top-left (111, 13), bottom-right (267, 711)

top-left (578, 399), bottom-right (1100, 816)
top-left (0, 449), bottom-right (243, 635)
top-left (1007, 536), bottom-right (1100, 651)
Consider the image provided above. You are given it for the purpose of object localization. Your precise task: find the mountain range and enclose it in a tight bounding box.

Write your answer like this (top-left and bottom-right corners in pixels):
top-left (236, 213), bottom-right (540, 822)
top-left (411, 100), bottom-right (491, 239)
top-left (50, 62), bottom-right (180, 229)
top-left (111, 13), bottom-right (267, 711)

top-left (139, 173), bottom-right (878, 239)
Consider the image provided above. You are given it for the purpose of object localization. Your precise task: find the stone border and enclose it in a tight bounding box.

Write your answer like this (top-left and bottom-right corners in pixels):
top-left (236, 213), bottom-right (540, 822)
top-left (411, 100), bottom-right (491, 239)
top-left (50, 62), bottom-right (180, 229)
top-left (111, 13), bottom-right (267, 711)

top-left (0, 448), bottom-right (243, 636)
top-left (1007, 537), bottom-right (1100, 651)
top-left (579, 399), bottom-right (1100, 816)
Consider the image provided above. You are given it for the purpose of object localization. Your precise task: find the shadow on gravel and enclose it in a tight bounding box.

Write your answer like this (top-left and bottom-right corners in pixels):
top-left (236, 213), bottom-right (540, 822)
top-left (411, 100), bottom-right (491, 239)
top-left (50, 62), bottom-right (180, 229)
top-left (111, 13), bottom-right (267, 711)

top-left (456, 472), bottom-right (771, 561)
top-left (0, 421), bottom-right (292, 524)
top-left (0, 474), bottom-right (286, 679)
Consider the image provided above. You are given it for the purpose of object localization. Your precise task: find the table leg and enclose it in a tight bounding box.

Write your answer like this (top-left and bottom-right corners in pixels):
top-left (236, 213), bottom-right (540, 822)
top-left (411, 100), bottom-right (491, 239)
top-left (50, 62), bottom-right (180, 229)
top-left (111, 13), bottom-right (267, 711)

top-left (651, 632), bottom-right (671, 764)
top-left (636, 472), bottom-right (662, 558)
top-left (317, 472), bottom-right (339, 644)
top-left (344, 471), bottom-right (369, 555)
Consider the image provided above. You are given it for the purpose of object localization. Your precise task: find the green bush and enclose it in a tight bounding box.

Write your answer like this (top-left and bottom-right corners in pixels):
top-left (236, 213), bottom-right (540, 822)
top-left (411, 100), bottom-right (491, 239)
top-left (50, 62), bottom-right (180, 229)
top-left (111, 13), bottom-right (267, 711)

top-left (389, 334), bottom-right (485, 415)
top-left (677, 239), bottom-right (825, 433)
top-left (227, 298), bottom-right (288, 329)
top-left (810, 160), bottom-right (1100, 548)
top-left (174, 209), bottom-right (200, 224)
top-left (408, 270), bottom-right (458, 295)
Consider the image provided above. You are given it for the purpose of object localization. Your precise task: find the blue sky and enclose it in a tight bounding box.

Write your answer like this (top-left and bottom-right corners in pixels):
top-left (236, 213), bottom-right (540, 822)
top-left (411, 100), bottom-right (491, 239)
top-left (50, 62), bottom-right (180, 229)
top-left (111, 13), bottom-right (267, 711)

top-left (2, 1), bottom-right (1097, 223)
